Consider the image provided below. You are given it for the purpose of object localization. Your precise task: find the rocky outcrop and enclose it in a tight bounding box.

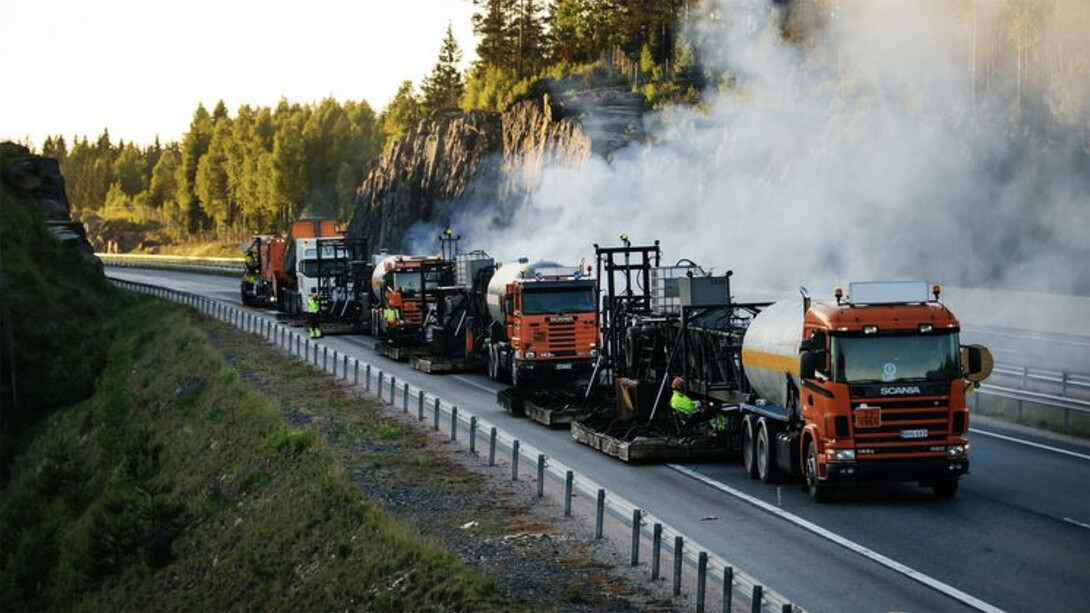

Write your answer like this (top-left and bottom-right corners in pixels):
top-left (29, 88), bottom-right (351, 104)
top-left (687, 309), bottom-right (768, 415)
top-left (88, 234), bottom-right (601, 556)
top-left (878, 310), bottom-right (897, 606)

top-left (0, 142), bottom-right (98, 261)
top-left (347, 88), bottom-right (644, 251)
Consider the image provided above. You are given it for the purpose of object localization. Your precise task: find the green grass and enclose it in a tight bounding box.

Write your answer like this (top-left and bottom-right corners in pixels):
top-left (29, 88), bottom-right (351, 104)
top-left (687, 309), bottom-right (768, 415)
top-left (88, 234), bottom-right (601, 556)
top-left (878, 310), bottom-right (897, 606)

top-left (0, 302), bottom-right (502, 611)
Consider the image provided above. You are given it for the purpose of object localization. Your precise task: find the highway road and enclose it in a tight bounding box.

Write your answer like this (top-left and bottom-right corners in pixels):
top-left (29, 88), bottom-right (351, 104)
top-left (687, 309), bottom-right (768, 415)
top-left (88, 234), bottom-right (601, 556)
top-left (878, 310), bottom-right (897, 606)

top-left (108, 267), bottom-right (1090, 613)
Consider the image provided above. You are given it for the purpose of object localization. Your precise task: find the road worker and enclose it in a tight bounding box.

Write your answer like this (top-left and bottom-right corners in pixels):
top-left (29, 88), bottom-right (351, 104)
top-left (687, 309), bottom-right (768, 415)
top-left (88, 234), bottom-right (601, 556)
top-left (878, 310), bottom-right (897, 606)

top-left (671, 376), bottom-right (727, 433)
top-left (383, 305), bottom-right (398, 330)
top-left (670, 376), bottom-right (699, 416)
top-left (307, 293), bottom-right (322, 338)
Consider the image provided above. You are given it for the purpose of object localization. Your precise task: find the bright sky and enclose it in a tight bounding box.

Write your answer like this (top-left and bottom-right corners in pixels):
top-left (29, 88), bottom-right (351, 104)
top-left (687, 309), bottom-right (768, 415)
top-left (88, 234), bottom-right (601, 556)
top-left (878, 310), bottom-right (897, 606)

top-left (0, 0), bottom-right (478, 148)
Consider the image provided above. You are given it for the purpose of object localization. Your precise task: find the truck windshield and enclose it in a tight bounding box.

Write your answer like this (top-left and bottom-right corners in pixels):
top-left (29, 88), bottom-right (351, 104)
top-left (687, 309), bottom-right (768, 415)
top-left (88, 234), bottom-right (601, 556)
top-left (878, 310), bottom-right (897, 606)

top-left (392, 272), bottom-right (422, 292)
top-left (832, 333), bottom-right (960, 383)
top-left (300, 259), bottom-right (346, 277)
top-left (393, 269), bottom-right (443, 293)
top-left (522, 286), bottom-right (596, 314)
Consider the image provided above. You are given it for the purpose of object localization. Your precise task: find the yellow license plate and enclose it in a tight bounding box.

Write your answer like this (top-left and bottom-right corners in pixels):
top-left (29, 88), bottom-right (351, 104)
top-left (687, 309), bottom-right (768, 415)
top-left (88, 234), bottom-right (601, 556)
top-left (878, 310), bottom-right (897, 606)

top-left (855, 408), bottom-right (881, 429)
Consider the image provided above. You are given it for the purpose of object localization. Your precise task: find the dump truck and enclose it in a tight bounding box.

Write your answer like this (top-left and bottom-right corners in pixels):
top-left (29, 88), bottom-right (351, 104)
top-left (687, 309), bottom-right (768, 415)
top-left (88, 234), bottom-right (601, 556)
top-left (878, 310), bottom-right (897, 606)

top-left (239, 219), bottom-right (372, 334)
top-left (570, 239), bottom-right (992, 501)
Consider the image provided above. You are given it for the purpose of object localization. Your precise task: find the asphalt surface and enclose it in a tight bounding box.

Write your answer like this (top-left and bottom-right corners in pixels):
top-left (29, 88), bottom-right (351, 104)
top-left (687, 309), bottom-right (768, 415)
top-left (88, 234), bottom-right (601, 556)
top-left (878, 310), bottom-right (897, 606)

top-left (108, 267), bottom-right (1090, 613)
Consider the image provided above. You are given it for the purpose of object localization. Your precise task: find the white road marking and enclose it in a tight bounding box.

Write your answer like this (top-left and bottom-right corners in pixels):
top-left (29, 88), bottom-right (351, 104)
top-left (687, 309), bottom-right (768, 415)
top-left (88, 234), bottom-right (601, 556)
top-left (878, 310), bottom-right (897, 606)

top-left (669, 464), bottom-right (1006, 613)
top-left (970, 428), bottom-right (1090, 461)
top-left (1063, 518), bottom-right (1090, 530)
top-left (451, 375), bottom-right (501, 395)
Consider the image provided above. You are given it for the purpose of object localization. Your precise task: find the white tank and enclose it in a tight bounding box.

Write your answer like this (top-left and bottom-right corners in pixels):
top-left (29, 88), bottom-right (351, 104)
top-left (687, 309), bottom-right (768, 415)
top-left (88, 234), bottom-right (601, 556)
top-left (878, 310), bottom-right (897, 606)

top-left (486, 260), bottom-right (560, 323)
top-left (741, 299), bottom-right (806, 408)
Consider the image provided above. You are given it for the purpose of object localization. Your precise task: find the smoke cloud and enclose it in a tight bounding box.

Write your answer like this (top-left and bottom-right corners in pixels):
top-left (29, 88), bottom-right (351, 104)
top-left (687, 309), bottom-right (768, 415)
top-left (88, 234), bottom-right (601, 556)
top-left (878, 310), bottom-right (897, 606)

top-left (407, 0), bottom-right (1090, 299)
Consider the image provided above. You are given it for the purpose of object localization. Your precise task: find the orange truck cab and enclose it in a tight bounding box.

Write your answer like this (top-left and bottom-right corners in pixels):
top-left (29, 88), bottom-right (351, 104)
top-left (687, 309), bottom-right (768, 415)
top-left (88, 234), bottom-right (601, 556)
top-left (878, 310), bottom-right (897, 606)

top-left (739, 280), bottom-right (992, 501)
top-left (485, 260), bottom-right (599, 387)
top-left (371, 254), bottom-right (453, 341)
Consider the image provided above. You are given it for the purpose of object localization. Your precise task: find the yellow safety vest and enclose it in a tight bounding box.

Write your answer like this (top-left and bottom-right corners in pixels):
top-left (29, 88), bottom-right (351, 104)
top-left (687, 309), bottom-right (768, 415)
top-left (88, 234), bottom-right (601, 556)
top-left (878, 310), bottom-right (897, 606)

top-left (671, 390), bottom-right (698, 415)
top-left (307, 298), bottom-right (319, 313)
top-left (383, 307), bottom-right (397, 323)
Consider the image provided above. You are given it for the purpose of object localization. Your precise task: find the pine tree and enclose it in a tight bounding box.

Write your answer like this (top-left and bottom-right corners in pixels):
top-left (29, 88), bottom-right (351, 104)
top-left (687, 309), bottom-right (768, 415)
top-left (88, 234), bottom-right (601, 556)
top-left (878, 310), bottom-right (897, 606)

top-left (421, 23), bottom-right (466, 114)
top-left (381, 81), bottom-right (423, 148)
top-left (472, 0), bottom-right (515, 69)
top-left (512, 0), bottom-right (547, 78)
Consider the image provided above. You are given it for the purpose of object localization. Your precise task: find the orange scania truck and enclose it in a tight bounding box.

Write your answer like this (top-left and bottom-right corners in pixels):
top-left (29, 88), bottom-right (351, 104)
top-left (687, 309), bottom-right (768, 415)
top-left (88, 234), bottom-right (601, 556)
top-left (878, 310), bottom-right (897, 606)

top-left (485, 259), bottom-right (599, 387)
top-left (736, 281), bottom-right (993, 501)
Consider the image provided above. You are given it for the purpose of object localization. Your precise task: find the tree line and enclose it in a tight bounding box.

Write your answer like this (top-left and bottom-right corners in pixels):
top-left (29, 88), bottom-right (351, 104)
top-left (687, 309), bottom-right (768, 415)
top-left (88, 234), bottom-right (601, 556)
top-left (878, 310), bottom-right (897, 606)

top-left (42, 99), bottom-right (382, 237)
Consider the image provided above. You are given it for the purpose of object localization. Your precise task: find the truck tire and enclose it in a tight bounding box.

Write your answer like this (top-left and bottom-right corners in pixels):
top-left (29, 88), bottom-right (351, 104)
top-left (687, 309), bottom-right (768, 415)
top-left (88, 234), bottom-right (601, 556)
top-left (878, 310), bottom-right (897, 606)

top-left (805, 440), bottom-right (834, 503)
top-left (742, 415), bottom-right (759, 479)
top-left (756, 418), bottom-right (778, 484)
top-left (931, 479), bottom-right (958, 499)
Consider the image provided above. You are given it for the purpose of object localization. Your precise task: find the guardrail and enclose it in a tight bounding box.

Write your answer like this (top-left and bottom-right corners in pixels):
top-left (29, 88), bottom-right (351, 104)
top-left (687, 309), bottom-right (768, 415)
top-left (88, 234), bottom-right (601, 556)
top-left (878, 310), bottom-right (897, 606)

top-left (991, 362), bottom-right (1090, 396)
top-left (111, 277), bottom-right (803, 613)
top-left (97, 253), bottom-right (243, 276)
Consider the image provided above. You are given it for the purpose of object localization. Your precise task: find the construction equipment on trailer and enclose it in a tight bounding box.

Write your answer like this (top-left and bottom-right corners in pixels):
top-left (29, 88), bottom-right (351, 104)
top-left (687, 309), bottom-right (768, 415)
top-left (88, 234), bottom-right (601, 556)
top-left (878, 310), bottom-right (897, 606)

top-left (412, 231), bottom-right (497, 373)
top-left (239, 219), bottom-right (372, 335)
top-left (572, 237), bottom-right (759, 461)
top-left (570, 238), bottom-right (992, 501)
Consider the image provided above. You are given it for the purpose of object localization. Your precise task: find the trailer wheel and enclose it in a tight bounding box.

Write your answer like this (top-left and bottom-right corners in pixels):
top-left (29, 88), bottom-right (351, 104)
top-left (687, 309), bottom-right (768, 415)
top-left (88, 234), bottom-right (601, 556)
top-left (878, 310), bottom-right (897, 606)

top-left (931, 479), bottom-right (958, 499)
top-left (742, 415), bottom-right (759, 479)
top-left (805, 440), bottom-right (834, 503)
top-left (756, 418), bottom-right (778, 484)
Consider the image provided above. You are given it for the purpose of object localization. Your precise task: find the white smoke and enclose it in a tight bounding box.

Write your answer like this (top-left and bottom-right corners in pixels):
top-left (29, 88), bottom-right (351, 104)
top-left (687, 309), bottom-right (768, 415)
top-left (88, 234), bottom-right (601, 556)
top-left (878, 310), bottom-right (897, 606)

top-left (407, 0), bottom-right (1090, 299)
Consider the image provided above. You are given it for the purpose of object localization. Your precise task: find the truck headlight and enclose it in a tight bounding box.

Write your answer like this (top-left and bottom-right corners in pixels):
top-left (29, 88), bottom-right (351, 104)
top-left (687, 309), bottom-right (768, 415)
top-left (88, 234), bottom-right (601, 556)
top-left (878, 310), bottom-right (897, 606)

top-left (525, 351), bottom-right (536, 359)
top-left (589, 348), bottom-right (599, 357)
top-left (947, 445), bottom-right (966, 457)
top-left (830, 449), bottom-right (856, 461)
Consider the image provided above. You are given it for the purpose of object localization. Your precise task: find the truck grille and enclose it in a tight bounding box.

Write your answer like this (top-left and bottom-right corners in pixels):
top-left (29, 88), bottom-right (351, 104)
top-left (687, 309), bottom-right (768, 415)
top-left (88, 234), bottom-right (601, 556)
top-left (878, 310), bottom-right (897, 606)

top-left (851, 394), bottom-right (951, 458)
top-left (547, 322), bottom-right (577, 350)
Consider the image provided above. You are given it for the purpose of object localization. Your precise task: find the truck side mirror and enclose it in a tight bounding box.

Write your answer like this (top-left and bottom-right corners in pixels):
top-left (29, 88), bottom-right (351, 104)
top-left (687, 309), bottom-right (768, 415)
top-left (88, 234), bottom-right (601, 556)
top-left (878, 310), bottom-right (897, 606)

top-left (960, 344), bottom-right (993, 384)
top-left (800, 351), bottom-right (824, 380)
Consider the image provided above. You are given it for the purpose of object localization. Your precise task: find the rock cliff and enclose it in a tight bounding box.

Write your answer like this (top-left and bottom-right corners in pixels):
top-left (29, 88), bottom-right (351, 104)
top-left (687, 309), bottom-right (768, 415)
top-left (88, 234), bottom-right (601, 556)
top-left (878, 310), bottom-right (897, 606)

top-left (347, 89), bottom-right (644, 251)
top-left (0, 142), bottom-right (98, 261)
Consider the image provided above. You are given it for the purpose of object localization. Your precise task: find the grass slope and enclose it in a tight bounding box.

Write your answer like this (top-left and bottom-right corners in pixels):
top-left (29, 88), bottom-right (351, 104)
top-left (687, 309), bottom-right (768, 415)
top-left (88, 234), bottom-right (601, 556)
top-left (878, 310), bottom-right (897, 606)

top-left (0, 301), bottom-right (500, 611)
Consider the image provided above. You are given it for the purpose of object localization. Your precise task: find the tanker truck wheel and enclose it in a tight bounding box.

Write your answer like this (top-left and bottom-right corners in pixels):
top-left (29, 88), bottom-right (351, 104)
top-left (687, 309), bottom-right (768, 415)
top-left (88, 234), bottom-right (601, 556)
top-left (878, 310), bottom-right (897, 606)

top-left (742, 415), bottom-right (759, 479)
top-left (756, 418), bottom-right (779, 484)
top-left (805, 440), bottom-right (835, 503)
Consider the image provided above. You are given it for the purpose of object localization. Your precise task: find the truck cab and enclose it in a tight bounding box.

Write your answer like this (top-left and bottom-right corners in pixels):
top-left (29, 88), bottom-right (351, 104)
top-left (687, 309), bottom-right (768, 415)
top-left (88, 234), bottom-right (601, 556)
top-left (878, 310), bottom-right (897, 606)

top-left (789, 281), bottom-right (991, 500)
top-left (372, 255), bottom-right (453, 341)
top-left (486, 261), bottom-right (599, 387)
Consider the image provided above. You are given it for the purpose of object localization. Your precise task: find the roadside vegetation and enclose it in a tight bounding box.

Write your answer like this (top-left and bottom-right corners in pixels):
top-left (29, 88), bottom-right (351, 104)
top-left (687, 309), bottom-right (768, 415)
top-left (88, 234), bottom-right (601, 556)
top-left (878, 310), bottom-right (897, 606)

top-left (0, 301), bottom-right (505, 611)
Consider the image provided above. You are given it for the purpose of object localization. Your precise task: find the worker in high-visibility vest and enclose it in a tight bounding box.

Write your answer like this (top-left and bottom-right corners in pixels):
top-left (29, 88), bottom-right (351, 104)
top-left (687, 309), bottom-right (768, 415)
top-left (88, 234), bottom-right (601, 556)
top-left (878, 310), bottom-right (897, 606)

top-left (383, 305), bottom-right (398, 330)
top-left (307, 293), bottom-right (322, 338)
top-left (671, 377), bottom-right (727, 433)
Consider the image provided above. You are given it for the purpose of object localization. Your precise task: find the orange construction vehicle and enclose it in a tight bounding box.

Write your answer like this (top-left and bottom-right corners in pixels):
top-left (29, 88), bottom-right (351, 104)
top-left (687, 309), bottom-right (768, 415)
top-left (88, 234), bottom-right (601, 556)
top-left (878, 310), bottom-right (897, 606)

top-left (485, 259), bottom-right (599, 388)
top-left (371, 254), bottom-right (453, 346)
